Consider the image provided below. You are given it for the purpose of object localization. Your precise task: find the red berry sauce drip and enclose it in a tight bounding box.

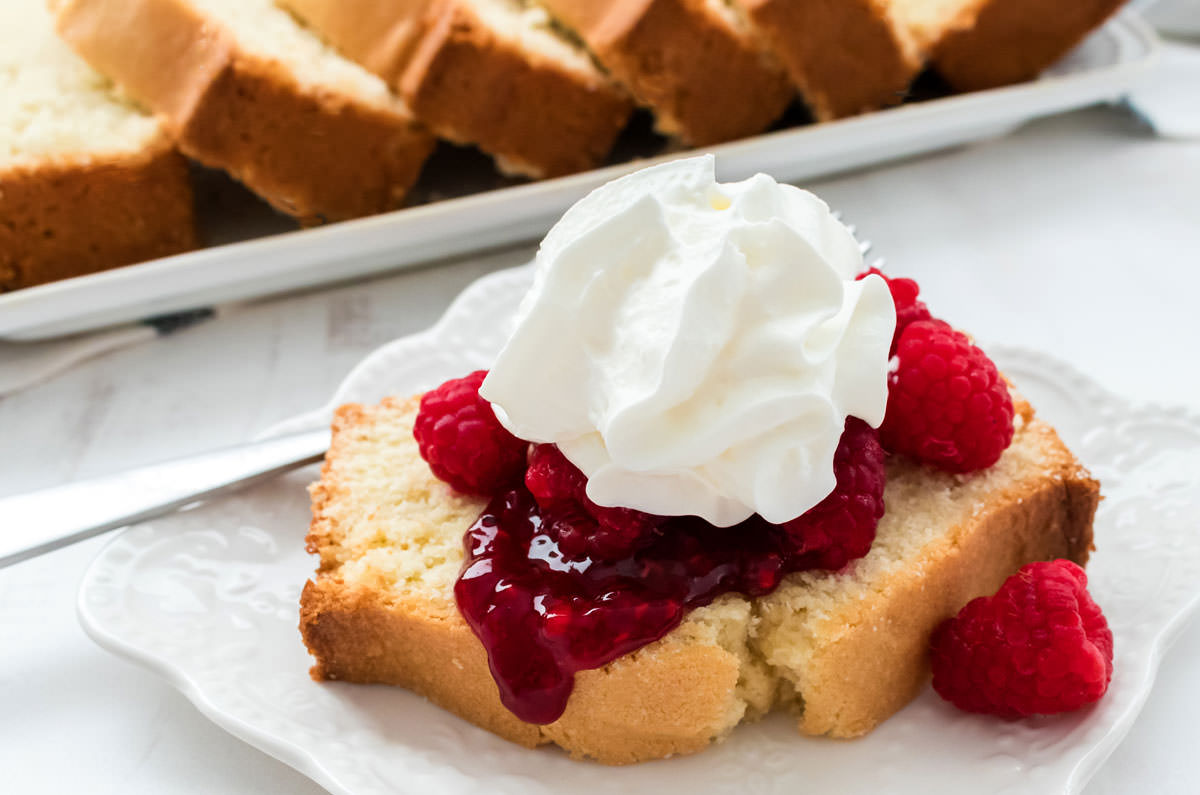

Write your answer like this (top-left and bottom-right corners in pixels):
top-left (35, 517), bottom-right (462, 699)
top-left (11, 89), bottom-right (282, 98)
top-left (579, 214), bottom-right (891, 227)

top-left (454, 419), bottom-right (885, 725)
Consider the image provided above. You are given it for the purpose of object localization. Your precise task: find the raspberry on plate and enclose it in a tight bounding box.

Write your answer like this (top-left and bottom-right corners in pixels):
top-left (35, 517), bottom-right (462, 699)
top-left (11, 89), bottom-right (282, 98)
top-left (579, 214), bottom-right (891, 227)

top-left (880, 319), bottom-right (1014, 473)
top-left (775, 417), bottom-right (887, 571)
top-left (413, 370), bottom-right (528, 495)
top-left (930, 560), bottom-right (1113, 718)
top-left (857, 267), bottom-right (932, 353)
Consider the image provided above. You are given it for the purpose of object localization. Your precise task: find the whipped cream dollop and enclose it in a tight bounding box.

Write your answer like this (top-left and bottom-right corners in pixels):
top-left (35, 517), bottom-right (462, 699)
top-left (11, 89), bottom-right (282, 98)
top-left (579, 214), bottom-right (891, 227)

top-left (481, 155), bottom-right (895, 527)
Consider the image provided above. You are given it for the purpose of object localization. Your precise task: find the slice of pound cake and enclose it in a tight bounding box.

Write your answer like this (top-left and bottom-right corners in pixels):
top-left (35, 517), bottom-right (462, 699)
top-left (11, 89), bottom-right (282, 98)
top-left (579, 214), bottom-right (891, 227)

top-left (300, 158), bottom-right (1100, 764)
top-left (302, 393), bottom-right (1097, 762)
top-left (51, 0), bottom-right (435, 223)
top-left (931, 0), bottom-right (1128, 92)
top-left (734, 0), bottom-right (931, 120)
top-left (279, 0), bottom-right (634, 179)
top-left (1, 0), bottom-right (195, 291)
top-left (533, 0), bottom-right (794, 145)
top-left (737, 0), bottom-right (1127, 121)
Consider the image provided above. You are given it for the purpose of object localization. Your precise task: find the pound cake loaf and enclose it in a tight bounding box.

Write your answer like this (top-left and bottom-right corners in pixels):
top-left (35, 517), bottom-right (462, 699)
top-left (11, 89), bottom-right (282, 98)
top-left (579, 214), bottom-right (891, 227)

top-left (51, 0), bottom-right (435, 223)
top-left (279, 0), bottom-right (633, 179)
top-left (1, 0), bottom-right (195, 292)
top-left (534, 0), bottom-right (793, 145)
top-left (301, 391), bottom-right (1097, 763)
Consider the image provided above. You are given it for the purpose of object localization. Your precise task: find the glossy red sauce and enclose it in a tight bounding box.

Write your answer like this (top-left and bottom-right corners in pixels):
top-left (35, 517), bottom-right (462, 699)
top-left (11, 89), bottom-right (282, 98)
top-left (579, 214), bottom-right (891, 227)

top-left (455, 488), bottom-right (834, 724)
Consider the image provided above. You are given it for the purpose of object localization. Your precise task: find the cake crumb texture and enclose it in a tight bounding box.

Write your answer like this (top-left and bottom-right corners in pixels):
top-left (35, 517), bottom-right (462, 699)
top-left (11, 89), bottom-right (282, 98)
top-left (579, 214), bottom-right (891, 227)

top-left (534, 0), bottom-right (794, 145)
top-left (52, 0), bottom-right (435, 223)
top-left (1, 0), bottom-right (195, 291)
top-left (734, 0), bottom-right (1123, 120)
top-left (932, 0), bottom-right (1128, 91)
top-left (279, 0), bottom-right (633, 179)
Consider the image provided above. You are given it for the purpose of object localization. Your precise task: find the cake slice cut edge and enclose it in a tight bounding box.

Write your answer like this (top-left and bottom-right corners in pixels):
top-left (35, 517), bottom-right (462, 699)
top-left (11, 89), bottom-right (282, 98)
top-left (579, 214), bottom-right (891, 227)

top-left (51, 0), bottom-right (436, 223)
top-left (1, 0), bottom-right (196, 291)
top-left (273, 0), bottom-right (435, 85)
top-left (301, 390), bottom-right (1098, 764)
top-left (930, 0), bottom-right (1128, 92)
top-left (533, 0), bottom-right (795, 146)
top-left (735, 0), bottom-right (1129, 122)
top-left (279, 0), bottom-right (634, 179)
top-left (733, 0), bottom-right (992, 121)
top-left (734, 0), bottom-right (928, 121)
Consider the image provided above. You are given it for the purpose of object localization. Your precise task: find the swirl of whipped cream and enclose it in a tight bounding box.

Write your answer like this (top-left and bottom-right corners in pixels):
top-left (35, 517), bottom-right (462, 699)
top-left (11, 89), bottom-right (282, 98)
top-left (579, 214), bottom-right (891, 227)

top-left (481, 155), bottom-right (895, 527)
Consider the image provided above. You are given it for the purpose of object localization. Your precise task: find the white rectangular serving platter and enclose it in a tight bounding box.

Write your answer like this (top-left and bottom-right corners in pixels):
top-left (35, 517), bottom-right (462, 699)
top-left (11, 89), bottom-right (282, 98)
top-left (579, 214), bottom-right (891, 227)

top-left (0, 12), bottom-right (1156, 341)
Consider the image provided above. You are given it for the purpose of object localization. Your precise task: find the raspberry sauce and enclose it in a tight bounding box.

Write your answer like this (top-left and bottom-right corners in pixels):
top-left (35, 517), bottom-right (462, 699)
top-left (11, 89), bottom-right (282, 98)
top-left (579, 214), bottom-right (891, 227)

top-left (455, 488), bottom-right (843, 724)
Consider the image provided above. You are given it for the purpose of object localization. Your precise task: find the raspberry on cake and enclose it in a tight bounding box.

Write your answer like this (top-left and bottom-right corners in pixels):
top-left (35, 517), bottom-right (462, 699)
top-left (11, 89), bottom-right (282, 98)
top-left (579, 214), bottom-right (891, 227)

top-left (776, 418), bottom-right (886, 572)
top-left (525, 443), bottom-right (666, 561)
top-left (881, 319), bottom-right (1016, 473)
top-left (412, 369), bottom-right (527, 495)
top-left (454, 417), bottom-right (892, 725)
top-left (857, 267), bottom-right (932, 353)
top-left (301, 155), bottom-right (1101, 764)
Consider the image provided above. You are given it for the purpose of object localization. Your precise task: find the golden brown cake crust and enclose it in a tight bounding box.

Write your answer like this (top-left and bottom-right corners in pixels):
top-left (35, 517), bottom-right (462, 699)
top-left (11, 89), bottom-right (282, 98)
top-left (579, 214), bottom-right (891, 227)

top-left (282, 0), bottom-right (633, 179)
top-left (933, 0), bottom-right (1126, 92)
top-left (301, 392), bottom-right (1099, 764)
top-left (278, 0), bottom-right (434, 85)
top-left (300, 581), bottom-right (751, 762)
top-left (737, 0), bottom-right (923, 121)
top-left (53, 0), bottom-right (435, 223)
top-left (401, 0), bottom-right (634, 178)
top-left (0, 138), bottom-right (196, 291)
top-left (302, 397), bottom-right (761, 764)
top-left (785, 449), bottom-right (1098, 736)
top-left (538, 0), bottom-right (794, 145)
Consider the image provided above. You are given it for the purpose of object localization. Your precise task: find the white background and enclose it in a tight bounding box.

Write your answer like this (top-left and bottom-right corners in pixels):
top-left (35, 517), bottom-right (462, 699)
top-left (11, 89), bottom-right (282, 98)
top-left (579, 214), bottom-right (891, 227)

top-left (1, 106), bottom-right (1197, 793)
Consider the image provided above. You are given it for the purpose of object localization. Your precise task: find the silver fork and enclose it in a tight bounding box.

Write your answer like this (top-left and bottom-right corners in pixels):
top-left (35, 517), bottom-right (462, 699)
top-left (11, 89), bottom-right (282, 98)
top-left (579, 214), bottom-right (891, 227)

top-left (0, 429), bottom-right (328, 568)
top-left (0, 221), bottom-right (882, 568)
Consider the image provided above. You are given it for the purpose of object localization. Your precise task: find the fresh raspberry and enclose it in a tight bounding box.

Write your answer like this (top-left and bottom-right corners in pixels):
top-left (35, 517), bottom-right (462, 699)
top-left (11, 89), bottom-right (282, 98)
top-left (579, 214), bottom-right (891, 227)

top-left (930, 560), bottom-right (1113, 718)
top-left (857, 267), bottom-right (932, 353)
top-left (774, 418), bottom-right (886, 571)
top-left (526, 444), bottom-right (663, 560)
top-left (880, 320), bottom-right (1014, 473)
top-left (525, 443), bottom-right (585, 511)
top-left (413, 370), bottom-right (528, 495)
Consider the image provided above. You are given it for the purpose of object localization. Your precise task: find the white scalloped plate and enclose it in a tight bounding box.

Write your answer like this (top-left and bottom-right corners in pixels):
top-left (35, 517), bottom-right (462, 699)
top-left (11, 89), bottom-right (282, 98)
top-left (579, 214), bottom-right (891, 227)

top-left (79, 265), bottom-right (1200, 795)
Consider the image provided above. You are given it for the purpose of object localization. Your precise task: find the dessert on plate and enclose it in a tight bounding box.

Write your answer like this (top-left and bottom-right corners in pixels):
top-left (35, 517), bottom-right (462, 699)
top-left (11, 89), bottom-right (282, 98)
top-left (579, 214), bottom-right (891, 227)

top-left (300, 155), bottom-right (1103, 764)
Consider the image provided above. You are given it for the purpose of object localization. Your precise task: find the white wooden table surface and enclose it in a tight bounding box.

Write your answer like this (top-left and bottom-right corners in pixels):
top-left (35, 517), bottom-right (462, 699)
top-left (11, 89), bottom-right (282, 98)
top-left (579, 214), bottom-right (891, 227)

top-left (1, 106), bottom-right (1198, 794)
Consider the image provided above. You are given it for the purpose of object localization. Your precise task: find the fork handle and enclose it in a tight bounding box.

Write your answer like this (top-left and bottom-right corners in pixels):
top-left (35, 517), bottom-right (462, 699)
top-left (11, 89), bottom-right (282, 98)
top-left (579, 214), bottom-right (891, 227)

top-left (0, 430), bottom-right (328, 568)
